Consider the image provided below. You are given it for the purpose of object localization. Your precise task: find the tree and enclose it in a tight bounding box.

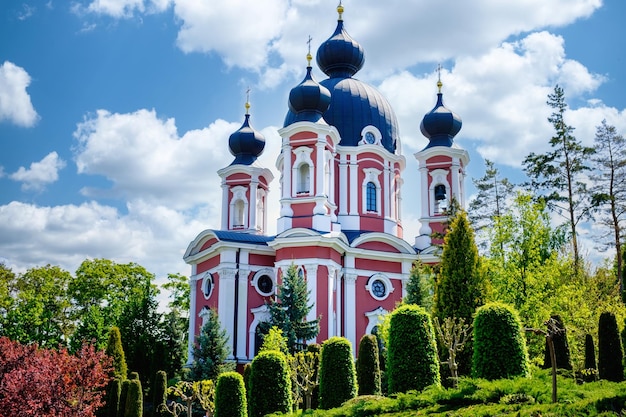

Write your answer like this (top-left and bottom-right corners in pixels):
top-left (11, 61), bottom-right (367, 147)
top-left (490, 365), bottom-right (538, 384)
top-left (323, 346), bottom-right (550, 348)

top-left (249, 351), bottom-right (292, 417)
top-left (165, 380), bottom-right (215, 417)
top-left (106, 326), bottom-right (128, 380)
top-left (542, 315), bottom-right (572, 371)
top-left (590, 120), bottom-right (626, 293)
top-left (469, 159), bottom-right (515, 252)
top-left (153, 370), bottom-right (168, 417)
top-left (523, 85), bottom-right (594, 273)
top-left (190, 308), bottom-right (233, 382)
top-left (472, 303), bottom-right (529, 380)
top-left (215, 371), bottom-right (247, 417)
top-left (584, 334), bottom-right (596, 370)
top-left (260, 264), bottom-right (320, 353)
top-left (289, 349), bottom-right (320, 411)
top-left (597, 311), bottom-right (624, 382)
top-left (124, 379), bottom-right (143, 417)
top-left (433, 317), bottom-right (471, 388)
top-left (0, 337), bottom-right (112, 417)
top-left (318, 336), bottom-right (357, 409)
top-left (259, 325), bottom-right (289, 356)
top-left (387, 305), bottom-right (440, 394)
top-left (356, 334), bottom-right (381, 396)
top-left (403, 261), bottom-right (434, 308)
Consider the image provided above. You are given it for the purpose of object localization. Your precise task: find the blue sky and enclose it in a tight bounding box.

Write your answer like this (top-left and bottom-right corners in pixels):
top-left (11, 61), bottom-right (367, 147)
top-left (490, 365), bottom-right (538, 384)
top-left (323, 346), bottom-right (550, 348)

top-left (1, 0), bottom-right (625, 287)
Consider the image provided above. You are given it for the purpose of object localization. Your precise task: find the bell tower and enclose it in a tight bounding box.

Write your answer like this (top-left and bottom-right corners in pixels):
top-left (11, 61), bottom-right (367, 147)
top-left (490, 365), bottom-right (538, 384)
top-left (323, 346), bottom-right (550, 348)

top-left (414, 76), bottom-right (469, 251)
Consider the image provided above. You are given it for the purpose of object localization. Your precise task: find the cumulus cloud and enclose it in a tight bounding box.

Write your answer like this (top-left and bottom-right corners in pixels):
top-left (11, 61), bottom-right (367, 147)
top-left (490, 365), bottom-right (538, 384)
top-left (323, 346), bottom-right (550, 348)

top-left (0, 61), bottom-right (39, 127)
top-left (10, 152), bottom-right (66, 191)
top-left (74, 0), bottom-right (171, 18)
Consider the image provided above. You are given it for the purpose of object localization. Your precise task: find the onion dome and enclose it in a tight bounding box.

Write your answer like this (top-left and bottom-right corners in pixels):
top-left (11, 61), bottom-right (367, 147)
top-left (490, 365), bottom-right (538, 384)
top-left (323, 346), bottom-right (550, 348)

top-left (316, 3), bottom-right (364, 79)
top-left (228, 101), bottom-right (265, 165)
top-left (288, 52), bottom-right (331, 123)
top-left (420, 80), bottom-right (462, 148)
top-left (284, 3), bottom-right (399, 154)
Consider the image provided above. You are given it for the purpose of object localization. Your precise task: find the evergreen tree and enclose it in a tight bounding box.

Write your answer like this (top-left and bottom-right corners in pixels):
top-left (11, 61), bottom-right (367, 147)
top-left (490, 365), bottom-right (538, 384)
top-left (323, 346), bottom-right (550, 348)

top-left (403, 261), bottom-right (434, 308)
top-left (469, 159), bottom-right (515, 252)
top-left (523, 85), bottom-right (594, 273)
top-left (259, 264), bottom-right (320, 353)
top-left (124, 379), bottom-right (142, 417)
top-left (584, 334), bottom-right (596, 370)
top-left (215, 372), bottom-right (247, 417)
top-left (590, 120), bottom-right (626, 293)
top-left (152, 370), bottom-right (168, 417)
top-left (106, 326), bottom-right (128, 381)
top-left (542, 315), bottom-right (572, 370)
top-left (249, 351), bottom-right (292, 417)
top-left (356, 334), bottom-right (381, 396)
top-left (190, 308), bottom-right (233, 382)
top-left (598, 311), bottom-right (624, 382)
top-left (318, 337), bottom-right (357, 409)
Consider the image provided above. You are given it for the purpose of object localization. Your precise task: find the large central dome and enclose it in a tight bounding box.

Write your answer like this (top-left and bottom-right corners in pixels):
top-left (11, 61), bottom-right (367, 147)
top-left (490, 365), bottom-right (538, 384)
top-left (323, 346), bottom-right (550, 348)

top-left (284, 6), bottom-right (399, 154)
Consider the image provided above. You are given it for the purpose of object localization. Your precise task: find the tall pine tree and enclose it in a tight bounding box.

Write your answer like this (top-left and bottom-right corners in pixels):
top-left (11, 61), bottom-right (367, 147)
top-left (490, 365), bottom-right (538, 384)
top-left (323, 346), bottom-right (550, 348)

top-left (259, 264), bottom-right (320, 353)
top-left (523, 85), bottom-right (594, 273)
top-left (190, 308), bottom-right (233, 381)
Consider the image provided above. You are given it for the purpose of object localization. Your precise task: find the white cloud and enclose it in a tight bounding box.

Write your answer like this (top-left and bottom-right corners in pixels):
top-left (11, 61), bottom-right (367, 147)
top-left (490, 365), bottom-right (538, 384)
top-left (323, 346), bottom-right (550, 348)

top-left (0, 61), bottom-right (39, 127)
top-left (76, 0), bottom-right (170, 18)
top-left (10, 152), bottom-right (66, 191)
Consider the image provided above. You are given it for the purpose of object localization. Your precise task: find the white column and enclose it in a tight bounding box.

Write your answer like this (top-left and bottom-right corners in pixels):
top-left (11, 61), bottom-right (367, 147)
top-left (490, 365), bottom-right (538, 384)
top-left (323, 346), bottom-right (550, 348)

top-left (249, 176), bottom-right (259, 231)
top-left (217, 268), bottom-right (236, 360)
top-left (327, 266), bottom-right (336, 338)
top-left (339, 153), bottom-right (348, 215)
top-left (349, 155), bottom-right (358, 215)
top-left (186, 275), bottom-right (198, 365)
top-left (236, 268), bottom-right (249, 360)
top-left (419, 164), bottom-right (429, 219)
top-left (335, 268), bottom-right (343, 338)
top-left (221, 180), bottom-right (229, 230)
top-left (315, 141), bottom-right (325, 197)
top-left (305, 264), bottom-right (318, 334)
top-left (344, 273), bottom-right (357, 356)
top-left (451, 157), bottom-right (461, 204)
top-left (384, 160), bottom-right (391, 219)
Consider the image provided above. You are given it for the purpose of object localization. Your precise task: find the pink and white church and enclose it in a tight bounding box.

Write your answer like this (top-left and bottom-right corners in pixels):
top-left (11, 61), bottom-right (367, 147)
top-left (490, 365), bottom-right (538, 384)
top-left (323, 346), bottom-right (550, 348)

top-left (183, 4), bottom-right (469, 365)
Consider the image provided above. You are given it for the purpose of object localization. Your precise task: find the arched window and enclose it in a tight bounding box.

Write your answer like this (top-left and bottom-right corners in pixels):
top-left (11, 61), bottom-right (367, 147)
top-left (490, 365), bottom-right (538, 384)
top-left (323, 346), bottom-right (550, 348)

top-left (366, 182), bottom-right (377, 212)
top-left (235, 200), bottom-right (245, 227)
top-left (297, 164), bottom-right (310, 194)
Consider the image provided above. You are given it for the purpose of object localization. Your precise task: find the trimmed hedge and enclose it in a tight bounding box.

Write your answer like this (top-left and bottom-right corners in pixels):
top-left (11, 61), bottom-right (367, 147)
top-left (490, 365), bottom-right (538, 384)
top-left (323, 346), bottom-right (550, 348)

top-left (106, 326), bottom-right (127, 380)
top-left (598, 311), bottom-right (624, 382)
top-left (584, 333), bottom-right (596, 370)
top-left (472, 302), bottom-right (529, 380)
top-left (318, 336), bottom-right (357, 409)
top-left (356, 334), bottom-right (381, 396)
top-left (152, 370), bottom-right (167, 417)
top-left (215, 371), bottom-right (247, 417)
top-left (542, 314), bottom-right (572, 370)
top-left (124, 378), bottom-right (143, 417)
top-left (387, 304), bottom-right (440, 394)
top-left (118, 380), bottom-right (130, 417)
top-left (249, 350), bottom-right (292, 417)
top-left (107, 378), bottom-right (122, 417)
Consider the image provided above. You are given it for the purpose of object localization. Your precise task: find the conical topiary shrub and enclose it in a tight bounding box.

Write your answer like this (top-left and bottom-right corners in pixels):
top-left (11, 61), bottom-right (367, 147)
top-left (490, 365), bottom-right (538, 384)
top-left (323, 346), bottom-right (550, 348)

top-left (215, 371), bottom-right (247, 417)
top-left (472, 302), bottom-right (529, 380)
top-left (124, 378), bottom-right (142, 417)
top-left (249, 351), bottom-right (291, 417)
top-left (356, 334), bottom-right (381, 396)
top-left (542, 315), bottom-right (572, 370)
top-left (387, 304), bottom-right (440, 394)
top-left (318, 337), bottom-right (357, 409)
top-left (598, 311), bottom-right (624, 382)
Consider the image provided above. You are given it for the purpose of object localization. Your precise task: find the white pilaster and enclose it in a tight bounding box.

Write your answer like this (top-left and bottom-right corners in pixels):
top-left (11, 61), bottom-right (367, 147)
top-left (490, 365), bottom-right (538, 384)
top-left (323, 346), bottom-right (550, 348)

top-left (344, 273), bottom-right (357, 356)
top-left (339, 153), bottom-right (348, 215)
top-left (349, 154), bottom-right (358, 215)
top-left (217, 268), bottom-right (236, 360)
top-left (187, 276), bottom-right (198, 365)
top-left (236, 268), bottom-right (249, 360)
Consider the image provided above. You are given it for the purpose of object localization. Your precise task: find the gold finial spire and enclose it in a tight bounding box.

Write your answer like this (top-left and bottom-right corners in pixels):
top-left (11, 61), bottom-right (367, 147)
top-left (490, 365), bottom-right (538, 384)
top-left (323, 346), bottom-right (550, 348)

top-left (306, 35), bottom-right (313, 66)
top-left (437, 64), bottom-right (443, 93)
top-left (337, 1), bottom-right (344, 20)
top-left (245, 87), bottom-right (251, 115)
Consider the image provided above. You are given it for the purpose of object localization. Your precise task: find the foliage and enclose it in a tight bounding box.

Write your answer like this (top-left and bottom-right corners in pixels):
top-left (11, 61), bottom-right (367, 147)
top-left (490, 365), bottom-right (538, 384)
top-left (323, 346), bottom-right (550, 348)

top-left (590, 120), bottom-right (626, 293)
top-left (387, 304), bottom-right (440, 394)
top-left (215, 371), bottom-right (247, 417)
top-left (318, 336), bottom-right (357, 409)
top-left (259, 264), bottom-right (320, 353)
top-left (153, 370), bottom-right (168, 417)
top-left (0, 337), bottom-right (112, 417)
top-left (118, 380), bottom-right (130, 417)
top-left (190, 308), bottom-right (233, 382)
top-left (259, 325), bottom-right (289, 356)
top-left (403, 260), bottom-right (434, 308)
top-left (523, 85), bottom-right (594, 272)
top-left (289, 349), bottom-right (320, 411)
top-left (106, 326), bottom-right (128, 380)
top-left (598, 311), bottom-right (624, 382)
top-left (165, 380), bottom-right (215, 417)
top-left (433, 316), bottom-right (472, 388)
top-left (585, 333), bottom-right (597, 370)
top-left (107, 378), bottom-right (122, 417)
top-left (472, 302), bottom-right (530, 380)
top-left (124, 378), bottom-right (143, 417)
top-left (249, 350), bottom-right (292, 417)
top-left (542, 314), bottom-right (572, 370)
top-left (356, 334), bottom-right (381, 396)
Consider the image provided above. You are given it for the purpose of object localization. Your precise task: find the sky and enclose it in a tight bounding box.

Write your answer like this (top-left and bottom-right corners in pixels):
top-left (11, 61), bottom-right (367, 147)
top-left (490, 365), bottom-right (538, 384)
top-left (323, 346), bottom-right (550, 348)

top-left (1, 0), bottom-right (625, 292)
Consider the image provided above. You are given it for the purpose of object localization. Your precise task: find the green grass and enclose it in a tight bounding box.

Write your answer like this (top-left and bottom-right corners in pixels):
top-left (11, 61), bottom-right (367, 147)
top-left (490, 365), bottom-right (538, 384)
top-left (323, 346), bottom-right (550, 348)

top-left (268, 367), bottom-right (626, 416)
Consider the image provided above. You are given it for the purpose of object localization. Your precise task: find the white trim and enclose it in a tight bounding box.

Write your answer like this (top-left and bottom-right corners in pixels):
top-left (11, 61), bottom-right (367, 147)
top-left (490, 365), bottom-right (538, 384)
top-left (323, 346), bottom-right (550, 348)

top-left (201, 272), bottom-right (214, 300)
top-left (229, 185), bottom-right (249, 229)
top-left (249, 305), bottom-right (270, 358)
top-left (251, 268), bottom-right (276, 296)
top-left (362, 168), bottom-right (382, 215)
top-left (365, 306), bottom-right (388, 335)
top-left (365, 273), bottom-right (394, 301)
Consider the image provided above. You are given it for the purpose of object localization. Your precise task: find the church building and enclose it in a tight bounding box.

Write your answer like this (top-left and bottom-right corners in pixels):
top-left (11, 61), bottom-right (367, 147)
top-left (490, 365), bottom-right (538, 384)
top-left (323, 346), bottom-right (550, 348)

top-left (183, 3), bottom-right (469, 365)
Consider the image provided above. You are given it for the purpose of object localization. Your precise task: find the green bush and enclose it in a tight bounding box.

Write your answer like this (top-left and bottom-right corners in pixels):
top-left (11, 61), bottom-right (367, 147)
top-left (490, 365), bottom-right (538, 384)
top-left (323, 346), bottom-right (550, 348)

top-left (106, 326), bottom-right (128, 380)
top-left (318, 336), bottom-right (357, 409)
top-left (107, 378), bottom-right (122, 417)
top-left (387, 304), bottom-right (440, 394)
top-left (585, 333), bottom-right (596, 370)
top-left (542, 314), bottom-right (572, 370)
top-left (249, 350), bottom-right (292, 417)
top-left (152, 370), bottom-right (167, 417)
top-left (356, 334), bottom-right (381, 396)
top-left (598, 311), bottom-right (624, 382)
top-left (128, 371), bottom-right (139, 380)
top-left (215, 371), bottom-right (247, 417)
top-left (124, 378), bottom-right (143, 417)
top-left (118, 379), bottom-right (130, 417)
top-left (472, 302), bottom-right (529, 380)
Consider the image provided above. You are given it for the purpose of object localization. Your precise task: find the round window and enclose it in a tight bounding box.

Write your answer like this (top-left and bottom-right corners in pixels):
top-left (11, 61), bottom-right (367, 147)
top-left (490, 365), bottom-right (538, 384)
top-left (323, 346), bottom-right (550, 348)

top-left (258, 275), bottom-right (273, 295)
top-left (371, 279), bottom-right (386, 298)
top-left (365, 131), bottom-right (375, 144)
top-left (203, 274), bottom-right (213, 299)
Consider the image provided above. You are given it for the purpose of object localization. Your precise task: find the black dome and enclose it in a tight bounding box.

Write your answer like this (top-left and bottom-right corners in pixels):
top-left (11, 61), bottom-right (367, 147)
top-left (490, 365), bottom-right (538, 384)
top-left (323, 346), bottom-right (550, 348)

top-left (228, 113), bottom-right (265, 165)
top-left (420, 92), bottom-right (462, 148)
top-left (288, 66), bottom-right (331, 123)
top-left (316, 19), bottom-right (364, 79)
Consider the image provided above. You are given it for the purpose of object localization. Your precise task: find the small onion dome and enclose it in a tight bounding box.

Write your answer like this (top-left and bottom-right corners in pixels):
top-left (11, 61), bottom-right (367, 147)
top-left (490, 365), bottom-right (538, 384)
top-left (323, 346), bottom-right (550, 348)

top-left (228, 107), bottom-right (265, 166)
top-left (288, 63), bottom-right (331, 123)
top-left (420, 91), bottom-right (462, 148)
top-left (316, 5), bottom-right (364, 78)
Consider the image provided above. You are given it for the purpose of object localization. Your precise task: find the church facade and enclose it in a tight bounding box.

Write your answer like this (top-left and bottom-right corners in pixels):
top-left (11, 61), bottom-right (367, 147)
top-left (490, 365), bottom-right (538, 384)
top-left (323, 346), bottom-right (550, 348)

top-left (183, 4), bottom-right (469, 365)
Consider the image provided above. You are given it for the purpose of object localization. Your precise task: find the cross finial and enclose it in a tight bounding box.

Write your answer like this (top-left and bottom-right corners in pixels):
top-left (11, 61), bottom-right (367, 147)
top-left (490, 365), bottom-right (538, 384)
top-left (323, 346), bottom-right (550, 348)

top-left (245, 87), bottom-right (251, 114)
top-left (306, 35), bottom-right (313, 66)
top-left (437, 64), bottom-right (443, 93)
